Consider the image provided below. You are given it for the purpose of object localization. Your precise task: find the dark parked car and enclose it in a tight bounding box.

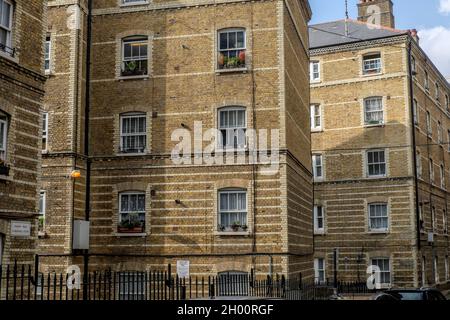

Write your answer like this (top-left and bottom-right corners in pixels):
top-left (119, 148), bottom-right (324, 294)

top-left (373, 288), bottom-right (446, 301)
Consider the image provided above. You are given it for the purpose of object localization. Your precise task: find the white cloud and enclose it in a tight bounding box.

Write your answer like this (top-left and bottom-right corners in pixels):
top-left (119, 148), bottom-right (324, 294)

top-left (439, 0), bottom-right (450, 15)
top-left (418, 26), bottom-right (450, 80)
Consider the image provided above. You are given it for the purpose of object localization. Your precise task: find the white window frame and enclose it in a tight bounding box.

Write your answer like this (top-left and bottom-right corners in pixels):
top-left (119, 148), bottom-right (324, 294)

top-left (312, 154), bottom-right (323, 180)
top-left (411, 56), bottom-right (416, 74)
top-left (366, 149), bottom-right (386, 177)
top-left (0, 0), bottom-right (13, 51)
top-left (217, 28), bottom-right (246, 70)
top-left (0, 115), bottom-right (7, 161)
top-left (218, 189), bottom-right (248, 232)
top-left (119, 113), bottom-right (146, 153)
top-left (445, 256), bottom-right (449, 281)
top-left (368, 203), bottom-right (389, 232)
top-left (314, 258), bottom-right (326, 284)
top-left (370, 258), bottom-right (391, 286)
top-left (434, 256), bottom-right (439, 284)
top-left (217, 107), bottom-right (247, 150)
top-left (426, 111), bottom-right (432, 136)
top-left (429, 158), bottom-right (434, 184)
top-left (438, 121), bottom-right (443, 144)
top-left (364, 97), bottom-right (384, 126)
top-left (446, 94), bottom-right (449, 113)
top-left (432, 206), bottom-right (436, 233)
top-left (314, 205), bottom-right (325, 234)
top-left (121, 36), bottom-right (148, 77)
top-left (44, 36), bottom-right (51, 73)
top-left (39, 190), bottom-right (46, 232)
top-left (448, 130), bottom-right (450, 153)
top-left (443, 210), bottom-right (448, 235)
top-left (422, 256), bottom-right (427, 287)
top-left (416, 150), bottom-right (422, 178)
top-left (118, 191), bottom-right (146, 232)
top-left (413, 99), bottom-right (419, 125)
top-left (362, 53), bottom-right (382, 75)
top-left (440, 164), bottom-right (445, 189)
top-left (425, 71), bottom-right (429, 90)
top-left (42, 112), bottom-right (48, 152)
top-left (310, 104), bottom-right (322, 131)
top-left (310, 61), bottom-right (320, 82)
top-left (435, 82), bottom-right (440, 101)
top-left (422, 256), bottom-right (428, 287)
top-left (0, 232), bottom-right (4, 265)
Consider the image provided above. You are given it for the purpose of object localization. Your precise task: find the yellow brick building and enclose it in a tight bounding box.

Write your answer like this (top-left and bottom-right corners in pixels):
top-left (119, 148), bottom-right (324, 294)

top-left (310, 0), bottom-right (450, 288)
top-left (0, 0), bottom-right (46, 265)
top-left (39, 0), bottom-right (314, 280)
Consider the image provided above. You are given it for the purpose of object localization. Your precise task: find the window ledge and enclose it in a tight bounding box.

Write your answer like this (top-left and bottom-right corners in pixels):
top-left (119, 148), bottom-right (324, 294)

top-left (364, 123), bottom-right (385, 128)
top-left (0, 174), bottom-right (12, 181)
top-left (214, 231), bottom-right (251, 236)
top-left (119, 1), bottom-right (149, 7)
top-left (366, 175), bottom-right (387, 179)
top-left (314, 231), bottom-right (325, 236)
top-left (118, 75), bottom-right (150, 81)
top-left (215, 67), bottom-right (248, 75)
top-left (311, 128), bottom-right (323, 133)
top-left (114, 232), bottom-right (147, 237)
top-left (0, 51), bottom-right (19, 64)
top-left (38, 231), bottom-right (47, 238)
top-left (310, 80), bottom-right (321, 84)
top-left (362, 72), bottom-right (382, 77)
top-left (116, 152), bottom-right (148, 157)
top-left (368, 230), bottom-right (389, 234)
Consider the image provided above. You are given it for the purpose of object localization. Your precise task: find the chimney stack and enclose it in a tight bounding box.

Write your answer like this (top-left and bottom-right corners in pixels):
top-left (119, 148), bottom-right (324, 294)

top-left (357, 0), bottom-right (395, 29)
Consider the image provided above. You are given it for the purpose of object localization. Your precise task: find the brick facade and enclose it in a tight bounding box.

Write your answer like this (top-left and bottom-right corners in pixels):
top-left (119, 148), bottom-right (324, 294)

top-left (310, 28), bottom-right (450, 287)
top-left (39, 0), bottom-right (314, 279)
top-left (0, 0), bottom-right (46, 265)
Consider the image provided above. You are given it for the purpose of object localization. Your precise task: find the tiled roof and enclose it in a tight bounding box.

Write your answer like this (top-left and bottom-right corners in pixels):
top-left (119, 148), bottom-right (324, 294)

top-left (309, 19), bottom-right (408, 49)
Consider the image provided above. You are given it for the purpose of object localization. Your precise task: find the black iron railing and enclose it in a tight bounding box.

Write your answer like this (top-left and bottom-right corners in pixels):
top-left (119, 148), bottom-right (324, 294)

top-left (0, 261), bottom-right (373, 301)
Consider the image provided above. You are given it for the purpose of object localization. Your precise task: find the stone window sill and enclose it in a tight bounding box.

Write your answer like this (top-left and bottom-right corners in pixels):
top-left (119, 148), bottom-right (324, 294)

top-left (215, 67), bottom-right (248, 75)
top-left (368, 230), bottom-right (389, 235)
top-left (119, 1), bottom-right (149, 7)
top-left (0, 50), bottom-right (18, 64)
top-left (118, 75), bottom-right (150, 81)
top-left (114, 233), bottom-right (147, 237)
top-left (214, 231), bottom-right (250, 237)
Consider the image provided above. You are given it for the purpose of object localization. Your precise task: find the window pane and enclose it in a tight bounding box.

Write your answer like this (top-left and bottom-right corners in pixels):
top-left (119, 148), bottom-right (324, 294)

top-left (121, 195), bottom-right (128, 212)
top-left (228, 32), bottom-right (236, 49)
top-left (220, 193), bottom-right (228, 210)
top-left (236, 31), bottom-right (244, 48)
top-left (124, 43), bottom-right (132, 59)
top-left (137, 194), bottom-right (145, 211)
top-left (219, 33), bottom-right (228, 50)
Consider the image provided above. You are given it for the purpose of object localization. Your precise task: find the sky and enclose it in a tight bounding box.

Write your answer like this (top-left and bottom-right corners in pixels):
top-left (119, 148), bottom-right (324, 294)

top-left (309, 0), bottom-right (450, 78)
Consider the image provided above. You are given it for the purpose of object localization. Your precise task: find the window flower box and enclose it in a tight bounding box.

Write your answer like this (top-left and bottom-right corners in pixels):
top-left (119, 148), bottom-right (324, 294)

top-left (121, 60), bottom-right (148, 77)
top-left (0, 161), bottom-right (10, 176)
top-left (118, 226), bottom-right (145, 233)
top-left (118, 211), bottom-right (145, 233)
top-left (218, 224), bottom-right (248, 233)
top-left (217, 51), bottom-right (246, 70)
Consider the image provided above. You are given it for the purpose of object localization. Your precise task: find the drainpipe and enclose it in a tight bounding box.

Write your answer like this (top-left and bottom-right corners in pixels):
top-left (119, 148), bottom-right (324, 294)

top-left (83, 0), bottom-right (93, 300)
top-left (408, 38), bottom-right (421, 252)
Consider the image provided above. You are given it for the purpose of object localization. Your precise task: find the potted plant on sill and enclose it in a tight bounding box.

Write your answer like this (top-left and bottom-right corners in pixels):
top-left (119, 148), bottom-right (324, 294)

top-left (121, 60), bottom-right (147, 77)
top-left (218, 224), bottom-right (226, 232)
top-left (118, 212), bottom-right (144, 233)
top-left (0, 159), bottom-right (10, 176)
top-left (231, 221), bottom-right (242, 232)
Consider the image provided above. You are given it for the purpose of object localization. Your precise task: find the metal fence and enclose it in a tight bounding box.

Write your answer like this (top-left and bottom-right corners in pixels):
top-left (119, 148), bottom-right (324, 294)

top-left (0, 262), bottom-right (370, 301)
